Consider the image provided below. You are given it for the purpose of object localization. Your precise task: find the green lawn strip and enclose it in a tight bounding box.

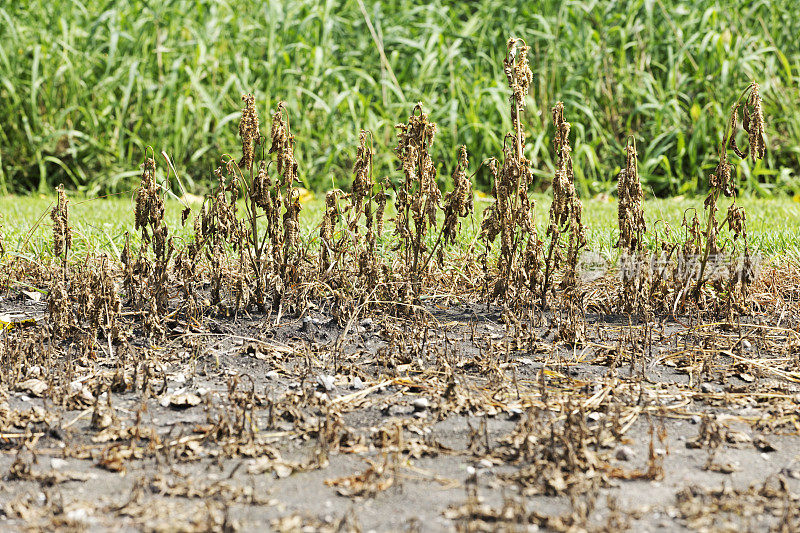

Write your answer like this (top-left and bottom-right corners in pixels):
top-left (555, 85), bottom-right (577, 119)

top-left (2, 194), bottom-right (798, 266)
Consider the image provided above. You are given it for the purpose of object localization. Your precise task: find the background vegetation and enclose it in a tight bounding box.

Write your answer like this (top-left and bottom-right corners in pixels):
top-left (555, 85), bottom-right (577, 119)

top-left (1, 0), bottom-right (798, 197)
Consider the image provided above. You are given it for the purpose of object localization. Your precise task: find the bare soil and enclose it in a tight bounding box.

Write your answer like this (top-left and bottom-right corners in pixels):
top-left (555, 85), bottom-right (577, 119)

top-left (1, 288), bottom-right (799, 532)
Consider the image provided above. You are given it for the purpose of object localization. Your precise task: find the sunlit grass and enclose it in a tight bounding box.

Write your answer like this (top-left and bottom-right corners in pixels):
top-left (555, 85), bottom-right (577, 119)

top-left (3, 194), bottom-right (798, 269)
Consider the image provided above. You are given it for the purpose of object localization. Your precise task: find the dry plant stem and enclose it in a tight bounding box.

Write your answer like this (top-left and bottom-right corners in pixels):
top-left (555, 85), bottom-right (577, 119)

top-left (0, 215), bottom-right (4, 258)
top-left (616, 137), bottom-right (645, 255)
top-left (394, 103), bottom-right (440, 297)
top-left (541, 102), bottom-right (586, 310)
top-left (238, 93), bottom-right (269, 311)
top-left (505, 39), bottom-right (533, 282)
top-left (426, 145), bottom-right (473, 271)
top-left (198, 96), bottom-right (303, 313)
top-left (348, 130), bottom-right (381, 282)
top-left (695, 82), bottom-right (765, 300)
top-left (479, 37), bottom-right (535, 302)
top-left (505, 38), bottom-right (530, 166)
top-left (132, 149), bottom-right (173, 321)
top-left (271, 103), bottom-right (303, 288)
top-left (696, 187), bottom-right (721, 295)
top-left (51, 184), bottom-right (72, 275)
top-left (616, 137), bottom-right (646, 314)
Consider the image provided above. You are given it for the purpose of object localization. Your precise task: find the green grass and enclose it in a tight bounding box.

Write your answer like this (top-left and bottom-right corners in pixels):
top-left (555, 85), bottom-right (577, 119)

top-left (1, 1), bottom-right (798, 197)
top-left (2, 194), bottom-right (799, 269)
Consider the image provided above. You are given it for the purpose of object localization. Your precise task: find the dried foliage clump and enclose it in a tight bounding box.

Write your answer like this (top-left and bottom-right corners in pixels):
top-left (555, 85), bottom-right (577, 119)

top-left (615, 138), bottom-right (648, 314)
top-left (192, 165), bottom-right (242, 312)
top-left (350, 130), bottom-right (373, 232)
top-left (441, 145), bottom-right (473, 250)
top-left (47, 186), bottom-right (76, 337)
top-left (495, 405), bottom-right (608, 496)
top-left (543, 102), bottom-right (586, 305)
top-left (238, 93), bottom-right (260, 172)
top-left (616, 138), bottom-right (645, 255)
top-left (134, 156), bottom-right (165, 245)
top-left (676, 476), bottom-right (798, 531)
top-left (393, 103), bottom-right (441, 292)
top-left (480, 38), bottom-right (538, 303)
top-left (694, 82), bottom-right (765, 308)
top-left (270, 103), bottom-right (304, 289)
top-left (124, 155), bottom-right (173, 339)
top-left (185, 98), bottom-right (309, 315)
top-left (542, 102), bottom-right (587, 342)
top-left (606, 82), bottom-right (767, 319)
top-left (319, 189), bottom-right (341, 277)
top-left (83, 255), bottom-right (123, 344)
top-left (341, 130), bottom-right (383, 285)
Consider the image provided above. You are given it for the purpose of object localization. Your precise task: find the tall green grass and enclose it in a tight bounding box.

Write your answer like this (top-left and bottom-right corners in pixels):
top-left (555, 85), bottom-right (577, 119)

top-left (1, 0), bottom-right (798, 196)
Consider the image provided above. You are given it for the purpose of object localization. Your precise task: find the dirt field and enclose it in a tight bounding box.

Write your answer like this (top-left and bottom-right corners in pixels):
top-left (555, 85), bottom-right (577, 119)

top-left (2, 266), bottom-right (799, 532)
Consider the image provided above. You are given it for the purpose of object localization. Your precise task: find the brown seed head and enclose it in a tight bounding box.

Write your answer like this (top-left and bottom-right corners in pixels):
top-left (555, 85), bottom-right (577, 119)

top-left (239, 93), bottom-right (260, 171)
top-left (51, 184), bottom-right (72, 258)
top-left (744, 82), bottom-right (766, 162)
top-left (504, 38), bottom-right (533, 110)
top-left (616, 139), bottom-right (646, 253)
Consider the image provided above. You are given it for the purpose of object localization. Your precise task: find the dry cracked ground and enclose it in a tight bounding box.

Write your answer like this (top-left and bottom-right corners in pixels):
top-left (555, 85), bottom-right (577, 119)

top-left (1, 269), bottom-right (800, 532)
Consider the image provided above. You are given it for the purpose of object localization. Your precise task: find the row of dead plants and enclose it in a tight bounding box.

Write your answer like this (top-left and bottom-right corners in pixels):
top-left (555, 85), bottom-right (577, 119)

top-left (0, 37), bottom-right (763, 350)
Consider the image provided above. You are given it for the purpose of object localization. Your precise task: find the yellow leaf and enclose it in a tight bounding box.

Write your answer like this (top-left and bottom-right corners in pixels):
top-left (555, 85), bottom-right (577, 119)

top-left (296, 187), bottom-right (315, 204)
top-left (690, 103), bottom-right (701, 122)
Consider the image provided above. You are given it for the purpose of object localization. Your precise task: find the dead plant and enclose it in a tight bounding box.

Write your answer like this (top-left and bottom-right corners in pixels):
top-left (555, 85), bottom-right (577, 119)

top-left (50, 185), bottom-right (72, 271)
top-left (131, 154), bottom-right (173, 323)
top-left (615, 137), bottom-right (648, 314)
top-left (441, 145), bottom-right (474, 252)
top-left (542, 102), bottom-right (587, 342)
top-left (480, 38), bottom-right (538, 302)
top-left (393, 102), bottom-right (441, 296)
top-left (694, 82), bottom-right (765, 311)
